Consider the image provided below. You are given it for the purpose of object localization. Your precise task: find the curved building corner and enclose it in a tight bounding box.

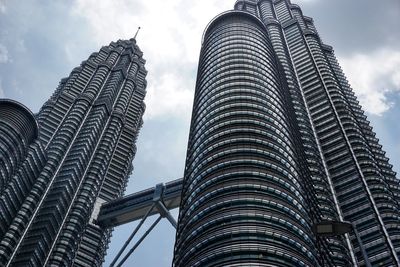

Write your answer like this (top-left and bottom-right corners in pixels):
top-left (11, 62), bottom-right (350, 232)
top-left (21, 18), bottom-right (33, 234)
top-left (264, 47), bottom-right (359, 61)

top-left (0, 99), bottom-right (39, 186)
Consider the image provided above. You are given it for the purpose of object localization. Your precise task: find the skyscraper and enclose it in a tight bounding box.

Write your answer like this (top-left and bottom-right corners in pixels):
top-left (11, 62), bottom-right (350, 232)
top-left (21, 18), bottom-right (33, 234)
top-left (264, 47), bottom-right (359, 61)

top-left (174, 0), bottom-right (400, 266)
top-left (0, 38), bottom-right (147, 266)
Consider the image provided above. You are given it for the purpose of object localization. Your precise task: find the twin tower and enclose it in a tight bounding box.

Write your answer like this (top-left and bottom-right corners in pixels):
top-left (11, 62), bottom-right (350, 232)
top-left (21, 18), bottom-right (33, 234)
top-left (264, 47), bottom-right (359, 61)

top-left (1, 0), bottom-right (400, 266)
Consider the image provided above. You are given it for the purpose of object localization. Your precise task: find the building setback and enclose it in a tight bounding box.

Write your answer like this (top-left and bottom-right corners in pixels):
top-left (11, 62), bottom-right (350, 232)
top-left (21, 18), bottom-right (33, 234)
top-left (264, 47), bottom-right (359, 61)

top-left (174, 0), bottom-right (400, 266)
top-left (0, 38), bottom-right (147, 266)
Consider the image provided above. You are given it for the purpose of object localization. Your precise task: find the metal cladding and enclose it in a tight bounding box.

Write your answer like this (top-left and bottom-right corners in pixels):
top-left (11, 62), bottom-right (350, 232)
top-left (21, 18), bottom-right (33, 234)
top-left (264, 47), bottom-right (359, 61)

top-left (174, 1), bottom-right (400, 266)
top-left (0, 38), bottom-right (147, 267)
top-left (0, 99), bottom-right (39, 189)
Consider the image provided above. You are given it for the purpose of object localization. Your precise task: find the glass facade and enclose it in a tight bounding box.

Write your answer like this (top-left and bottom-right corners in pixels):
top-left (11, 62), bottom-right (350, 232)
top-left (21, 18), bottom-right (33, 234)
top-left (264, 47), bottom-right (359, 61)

top-left (174, 1), bottom-right (400, 266)
top-left (0, 39), bottom-right (147, 266)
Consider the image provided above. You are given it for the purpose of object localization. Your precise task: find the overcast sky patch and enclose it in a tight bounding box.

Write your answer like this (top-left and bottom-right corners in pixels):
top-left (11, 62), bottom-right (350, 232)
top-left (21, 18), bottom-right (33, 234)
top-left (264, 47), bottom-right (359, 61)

top-left (0, 0), bottom-right (6, 14)
top-left (0, 44), bottom-right (9, 63)
top-left (294, 0), bottom-right (319, 3)
top-left (300, 0), bottom-right (400, 56)
top-left (0, 78), bottom-right (5, 98)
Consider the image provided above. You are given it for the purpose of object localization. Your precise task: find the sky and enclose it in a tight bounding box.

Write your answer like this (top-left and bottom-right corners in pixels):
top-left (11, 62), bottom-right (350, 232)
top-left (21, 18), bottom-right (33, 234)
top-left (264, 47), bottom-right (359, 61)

top-left (0, 0), bottom-right (399, 266)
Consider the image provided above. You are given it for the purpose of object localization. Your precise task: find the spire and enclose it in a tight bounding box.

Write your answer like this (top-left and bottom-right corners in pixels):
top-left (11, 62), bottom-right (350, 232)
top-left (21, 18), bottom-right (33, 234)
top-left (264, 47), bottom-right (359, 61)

top-left (134, 27), bottom-right (141, 40)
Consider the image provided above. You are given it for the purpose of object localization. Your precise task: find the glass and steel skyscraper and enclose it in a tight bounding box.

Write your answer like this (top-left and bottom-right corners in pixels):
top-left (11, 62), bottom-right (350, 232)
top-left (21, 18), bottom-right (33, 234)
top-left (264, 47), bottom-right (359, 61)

top-left (0, 38), bottom-right (147, 266)
top-left (174, 0), bottom-right (400, 266)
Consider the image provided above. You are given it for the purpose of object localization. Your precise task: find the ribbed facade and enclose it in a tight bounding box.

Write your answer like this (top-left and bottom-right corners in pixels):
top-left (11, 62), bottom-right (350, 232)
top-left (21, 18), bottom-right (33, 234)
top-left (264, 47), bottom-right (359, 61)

top-left (174, 1), bottom-right (400, 266)
top-left (0, 99), bottom-right (40, 190)
top-left (0, 38), bottom-right (147, 266)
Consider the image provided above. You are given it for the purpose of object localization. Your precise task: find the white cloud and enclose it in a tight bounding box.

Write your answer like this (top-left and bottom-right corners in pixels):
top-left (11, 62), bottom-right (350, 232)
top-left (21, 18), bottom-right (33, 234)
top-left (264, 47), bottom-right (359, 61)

top-left (0, 44), bottom-right (9, 63)
top-left (71, 0), bottom-right (232, 119)
top-left (144, 72), bottom-right (194, 119)
top-left (339, 48), bottom-right (400, 115)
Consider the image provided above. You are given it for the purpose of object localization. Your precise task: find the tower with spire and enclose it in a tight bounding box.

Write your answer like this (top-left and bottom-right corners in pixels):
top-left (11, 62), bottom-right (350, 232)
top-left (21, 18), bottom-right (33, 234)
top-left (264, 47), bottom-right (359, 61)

top-left (0, 37), bottom-right (147, 266)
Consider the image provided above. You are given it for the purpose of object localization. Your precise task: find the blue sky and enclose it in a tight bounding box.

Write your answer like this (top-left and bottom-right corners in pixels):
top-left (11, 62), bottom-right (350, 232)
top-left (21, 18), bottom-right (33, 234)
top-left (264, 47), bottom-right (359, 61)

top-left (0, 0), bottom-right (399, 266)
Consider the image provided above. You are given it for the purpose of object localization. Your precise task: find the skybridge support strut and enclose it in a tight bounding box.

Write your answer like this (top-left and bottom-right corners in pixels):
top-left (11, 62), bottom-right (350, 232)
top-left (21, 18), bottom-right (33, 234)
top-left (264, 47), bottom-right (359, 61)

top-left (96, 178), bottom-right (183, 266)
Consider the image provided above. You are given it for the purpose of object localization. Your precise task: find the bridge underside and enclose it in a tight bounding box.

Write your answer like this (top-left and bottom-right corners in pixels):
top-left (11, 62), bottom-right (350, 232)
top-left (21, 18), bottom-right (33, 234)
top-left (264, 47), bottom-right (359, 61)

top-left (97, 178), bottom-right (182, 228)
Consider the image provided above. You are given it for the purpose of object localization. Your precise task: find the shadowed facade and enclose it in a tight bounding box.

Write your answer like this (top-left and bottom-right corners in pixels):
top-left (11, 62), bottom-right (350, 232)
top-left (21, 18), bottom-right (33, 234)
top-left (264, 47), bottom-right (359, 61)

top-left (173, 1), bottom-right (400, 266)
top-left (0, 38), bottom-right (147, 267)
